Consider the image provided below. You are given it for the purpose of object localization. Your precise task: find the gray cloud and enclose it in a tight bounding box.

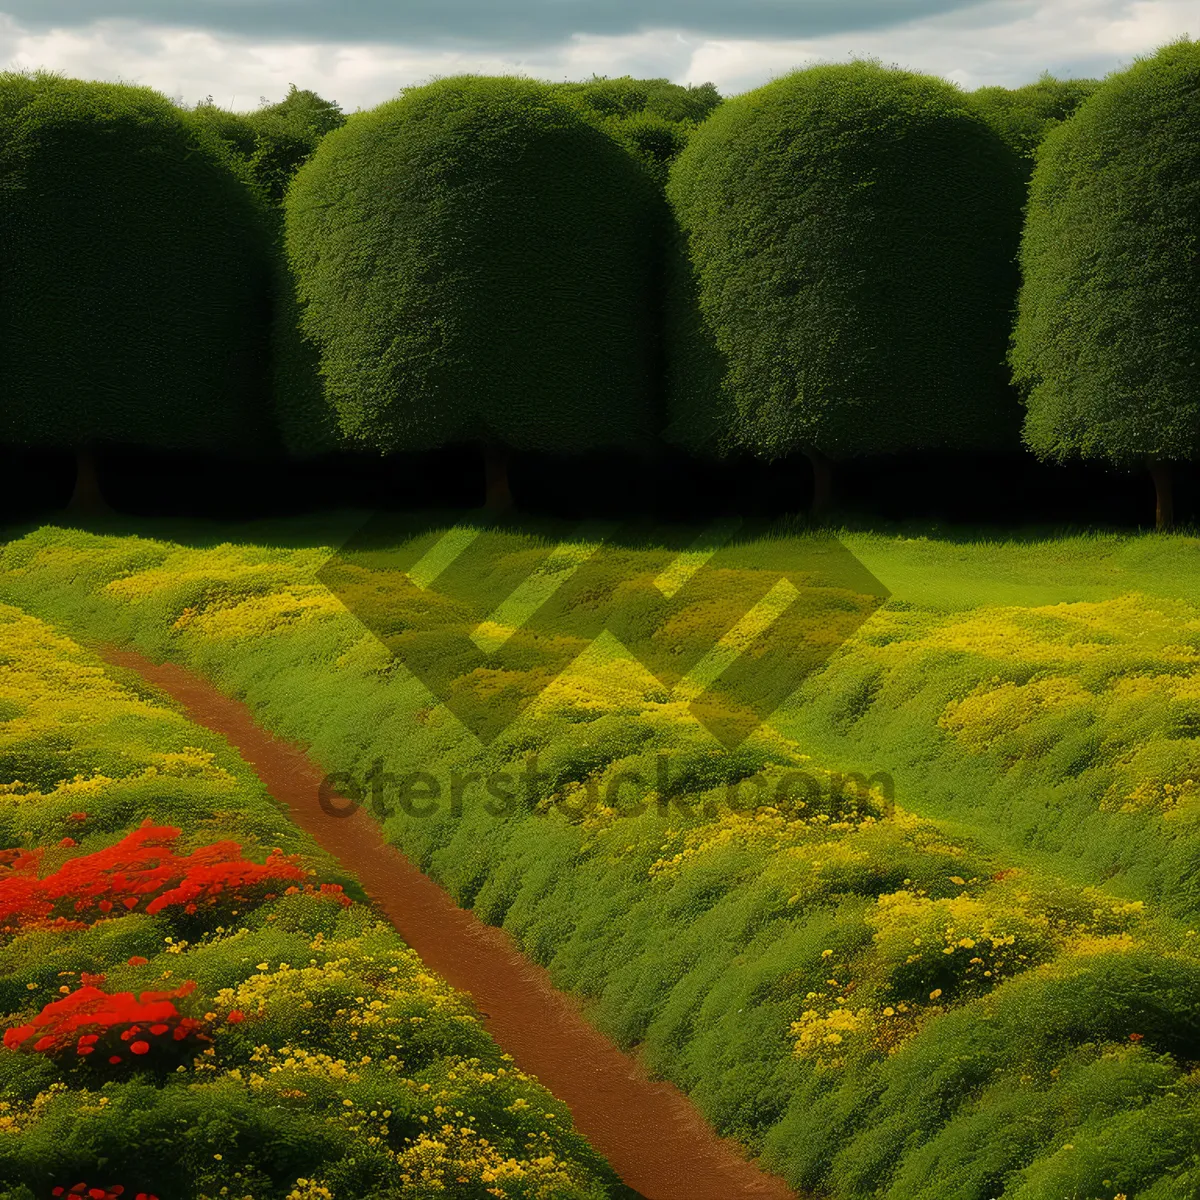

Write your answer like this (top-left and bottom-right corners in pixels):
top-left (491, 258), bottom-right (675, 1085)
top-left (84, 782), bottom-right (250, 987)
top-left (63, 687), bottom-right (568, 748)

top-left (0, 0), bottom-right (1187, 116)
top-left (0, 1), bottom-right (1000, 51)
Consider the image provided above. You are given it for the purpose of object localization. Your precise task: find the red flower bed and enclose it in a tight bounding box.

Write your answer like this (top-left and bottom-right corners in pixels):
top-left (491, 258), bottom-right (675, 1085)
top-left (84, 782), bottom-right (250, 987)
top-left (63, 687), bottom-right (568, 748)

top-left (0, 822), bottom-right (310, 932)
top-left (52, 1185), bottom-right (156, 1199)
top-left (3, 980), bottom-right (211, 1065)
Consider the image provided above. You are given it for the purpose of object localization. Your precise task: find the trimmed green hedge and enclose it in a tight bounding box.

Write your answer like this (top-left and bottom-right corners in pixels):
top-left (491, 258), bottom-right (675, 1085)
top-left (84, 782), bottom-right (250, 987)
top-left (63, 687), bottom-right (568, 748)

top-left (0, 72), bottom-right (276, 456)
top-left (1011, 37), bottom-right (1200, 467)
top-left (283, 74), bottom-right (664, 456)
top-left (663, 60), bottom-right (1027, 461)
top-left (180, 94), bottom-right (346, 458)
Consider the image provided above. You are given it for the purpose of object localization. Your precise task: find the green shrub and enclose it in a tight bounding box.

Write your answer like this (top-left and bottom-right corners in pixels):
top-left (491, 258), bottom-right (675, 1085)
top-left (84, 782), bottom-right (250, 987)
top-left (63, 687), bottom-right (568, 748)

top-left (1011, 37), bottom-right (1200, 512)
top-left (0, 72), bottom-right (276, 456)
top-left (283, 74), bottom-right (663, 457)
top-left (663, 59), bottom-right (1026, 463)
top-left (967, 73), bottom-right (1101, 169)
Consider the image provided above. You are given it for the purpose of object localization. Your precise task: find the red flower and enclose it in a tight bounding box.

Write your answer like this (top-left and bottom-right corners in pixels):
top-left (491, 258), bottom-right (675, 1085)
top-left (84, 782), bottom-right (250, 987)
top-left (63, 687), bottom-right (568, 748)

top-left (0, 825), bottom-right (309, 934)
top-left (51, 1187), bottom-right (127, 1200)
top-left (58, 838), bottom-right (77, 849)
top-left (69, 812), bottom-right (88, 821)
top-left (1130, 1032), bottom-right (1145, 1042)
top-left (226, 1009), bottom-right (245, 1024)
top-left (127, 956), bottom-right (148, 966)
top-left (3, 981), bottom-right (211, 1062)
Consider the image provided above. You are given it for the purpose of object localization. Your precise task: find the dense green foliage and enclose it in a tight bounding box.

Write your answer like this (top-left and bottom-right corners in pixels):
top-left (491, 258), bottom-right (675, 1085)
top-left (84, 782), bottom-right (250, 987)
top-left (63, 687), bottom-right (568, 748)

top-left (0, 72), bottom-right (276, 455)
top-left (555, 75), bottom-right (724, 185)
top-left (180, 88), bottom-right (349, 457)
top-left (555, 75), bottom-right (723, 126)
top-left (266, 221), bottom-right (343, 459)
top-left (255, 83), bottom-right (348, 139)
top-left (662, 61), bottom-right (1027, 461)
top-left (1010, 38), bottom-right (1200, 468)
top-left (0, 602), bottom-right (624, 1199)
top-left (184, 85), bottom-right (348, 205)
top-left (182, 102), bottom-right (261, 159)
top-left (283, 75), bottom-right (663, 455)
top-left (7, 521), bottom-right (1200, 1198)
top-left (968, 72), bottom-right (1101, 168)
top-left (245, 111), bottom-right (337, 207)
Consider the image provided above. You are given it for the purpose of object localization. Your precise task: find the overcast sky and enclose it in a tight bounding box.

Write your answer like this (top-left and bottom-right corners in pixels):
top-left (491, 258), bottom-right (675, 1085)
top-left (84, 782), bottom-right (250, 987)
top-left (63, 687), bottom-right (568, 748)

top-left (0, 1), bottom-right (1193, 114)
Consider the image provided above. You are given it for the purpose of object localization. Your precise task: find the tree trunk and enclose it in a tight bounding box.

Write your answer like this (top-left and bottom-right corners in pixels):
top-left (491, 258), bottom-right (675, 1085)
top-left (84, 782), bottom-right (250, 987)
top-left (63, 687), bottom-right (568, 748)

top-left (484, 443), bottom-right (514, 516)
top-left (805, 449), bottom-right (833, 519)
top-left (1148, 458), bottom-right (1173, 531)
top-left (66, 446), bottom-right (111, 517)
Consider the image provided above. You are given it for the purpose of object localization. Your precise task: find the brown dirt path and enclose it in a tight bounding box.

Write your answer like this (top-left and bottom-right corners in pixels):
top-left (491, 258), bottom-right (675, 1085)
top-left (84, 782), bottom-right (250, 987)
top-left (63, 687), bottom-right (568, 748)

top-left (101, 646), bottom-right (800, 1200)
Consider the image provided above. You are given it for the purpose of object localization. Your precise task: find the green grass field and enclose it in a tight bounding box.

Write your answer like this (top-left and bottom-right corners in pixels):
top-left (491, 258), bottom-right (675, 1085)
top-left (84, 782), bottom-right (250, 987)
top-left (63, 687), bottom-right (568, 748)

top-left (4, 516), bottom-right (1200, 1199)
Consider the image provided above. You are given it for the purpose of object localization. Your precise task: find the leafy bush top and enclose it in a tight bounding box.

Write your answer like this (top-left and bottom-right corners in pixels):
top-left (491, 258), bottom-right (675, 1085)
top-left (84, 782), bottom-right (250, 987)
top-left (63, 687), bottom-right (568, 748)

top-left (968, 72), bottom-right (1101, 165)
top-left (1011, 37), bottom-right (1200, 466)
top-left (284, 73), bottom-right (664, 455)
top-left (0, 71), bottom-right (276, 454)
top-left (663, 59), bottom-right (1026, 460)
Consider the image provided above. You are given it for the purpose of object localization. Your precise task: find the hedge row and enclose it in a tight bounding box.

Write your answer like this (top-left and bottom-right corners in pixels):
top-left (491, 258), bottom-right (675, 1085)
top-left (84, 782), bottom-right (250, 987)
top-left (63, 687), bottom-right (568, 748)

top-left (6, 53), bottom-right (1191, 481)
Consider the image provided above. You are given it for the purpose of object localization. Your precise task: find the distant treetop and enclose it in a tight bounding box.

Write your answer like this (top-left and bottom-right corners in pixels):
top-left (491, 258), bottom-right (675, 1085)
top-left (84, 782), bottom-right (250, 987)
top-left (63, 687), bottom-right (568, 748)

top-left (556, 74), bottom-right (724, 126)
top-left (254, 83), bottom-right (347, 138)
top-left (968, 72), bottom-right (1102, 165)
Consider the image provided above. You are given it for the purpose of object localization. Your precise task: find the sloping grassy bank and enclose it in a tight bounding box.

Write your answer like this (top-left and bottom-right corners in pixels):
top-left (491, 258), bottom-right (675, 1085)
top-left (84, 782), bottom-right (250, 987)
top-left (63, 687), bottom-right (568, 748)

top-left (0, 601), bottom-right (626, 1200)
top-left (776, 530), bottom-right (1200, 912)
top-left (5, 521), bottom-right (1200, 1198)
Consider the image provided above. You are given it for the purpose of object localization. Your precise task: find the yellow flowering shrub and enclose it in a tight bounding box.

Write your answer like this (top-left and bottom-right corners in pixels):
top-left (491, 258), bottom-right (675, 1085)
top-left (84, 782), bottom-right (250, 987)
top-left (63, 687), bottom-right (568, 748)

top-left (857, 594), bottom-right (1200, 669)
top-left (393, 1123), bottom-right (591, 1197)
top-left (789, 1003), bottom-right (873, 1068)
top-left (284, 1180), bottom-right (335, 1200)
top-left (648, 799), bottom-right (879, 878)
top-left (939, 675), bottom-right (1096, 752)
top-left (786, 867), bottom-right (1159, 1070)
top-left (178, 589), bottom-right (345, 640)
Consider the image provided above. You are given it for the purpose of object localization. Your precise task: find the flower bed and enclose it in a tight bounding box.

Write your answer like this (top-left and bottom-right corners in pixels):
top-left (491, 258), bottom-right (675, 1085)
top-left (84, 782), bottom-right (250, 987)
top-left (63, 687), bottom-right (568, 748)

top-left (0, 603), bottom-right (623, 1199)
